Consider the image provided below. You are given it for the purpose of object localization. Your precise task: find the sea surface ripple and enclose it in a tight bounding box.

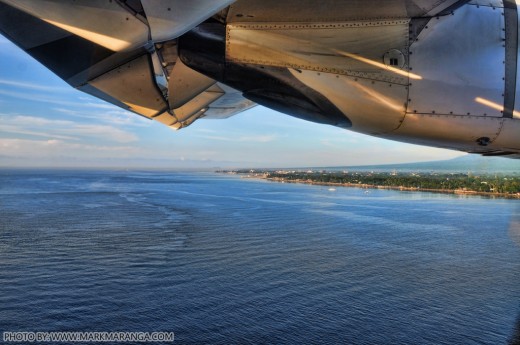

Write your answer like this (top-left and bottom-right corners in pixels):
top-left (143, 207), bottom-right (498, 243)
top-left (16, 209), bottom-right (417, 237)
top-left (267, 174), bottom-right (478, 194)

top-left (0, 170), bottom-right (519, 344)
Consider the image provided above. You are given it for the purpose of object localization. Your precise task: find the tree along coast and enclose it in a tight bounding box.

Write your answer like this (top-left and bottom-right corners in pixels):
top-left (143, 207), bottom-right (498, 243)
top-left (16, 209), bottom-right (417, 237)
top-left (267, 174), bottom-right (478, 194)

top-left (220, 170), bottom-right (520, 199)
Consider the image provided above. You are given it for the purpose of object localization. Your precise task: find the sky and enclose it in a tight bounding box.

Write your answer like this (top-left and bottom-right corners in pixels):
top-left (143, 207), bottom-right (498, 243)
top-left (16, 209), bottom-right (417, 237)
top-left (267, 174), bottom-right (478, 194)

top-left (0, 34), bottom-right (466, 169)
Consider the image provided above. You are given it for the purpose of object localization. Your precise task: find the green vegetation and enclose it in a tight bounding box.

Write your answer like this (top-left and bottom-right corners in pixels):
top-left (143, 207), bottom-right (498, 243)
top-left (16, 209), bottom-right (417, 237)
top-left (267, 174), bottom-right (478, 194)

top-left (219, 169), bottom-right (520, 197)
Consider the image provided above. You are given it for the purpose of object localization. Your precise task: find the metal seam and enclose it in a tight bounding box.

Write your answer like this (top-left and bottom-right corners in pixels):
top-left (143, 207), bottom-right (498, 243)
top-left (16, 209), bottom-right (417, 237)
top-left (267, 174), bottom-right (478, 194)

top-left (503, 0), bottom-right (518, 119)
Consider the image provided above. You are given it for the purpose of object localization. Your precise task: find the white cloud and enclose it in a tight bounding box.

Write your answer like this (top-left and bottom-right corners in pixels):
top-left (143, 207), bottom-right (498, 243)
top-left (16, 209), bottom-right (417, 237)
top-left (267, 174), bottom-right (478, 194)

top-left (53, 108), bottom-right (151, 127)
top-left (320, 136), bottom-right (363, 148)
top-left (0, 138), bottom-right (143, 159)
top-left (197, 134), bottom-right (277, 143)
top-left (0, 89), bottom-right (117, 110)
top-left (0, 124), bottom-right (76, 140)
top-left (71, 124), bottom-right (138, 143)
top-left (193, 128), bottom-right (217, 134)
top-left (239, 135), bottom-right (277, 143)
top-left (0, 79), bottom-right (70, 92)
top-left (0, 115), bottom-right (138, 143)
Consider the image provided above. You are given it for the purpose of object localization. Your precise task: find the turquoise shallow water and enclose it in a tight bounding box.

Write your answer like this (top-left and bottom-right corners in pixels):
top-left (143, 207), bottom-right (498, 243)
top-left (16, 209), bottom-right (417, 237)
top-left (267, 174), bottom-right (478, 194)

top-left (0, 170), bottom-right (519, 344)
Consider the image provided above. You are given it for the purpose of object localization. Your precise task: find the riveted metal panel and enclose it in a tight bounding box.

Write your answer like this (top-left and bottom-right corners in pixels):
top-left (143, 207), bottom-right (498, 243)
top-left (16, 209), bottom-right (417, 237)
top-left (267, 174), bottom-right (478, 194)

top-left (89, 55), bottom-right (168, 118)
top-left (388, 114), bottom-right (505, 151)
top-left (227, 0), bottom-right (467, 23)
top-left (168, 59), bottom-right (216, 109)
top-left (179, 110), bottom-right (208, 128)
top-left (141, 0), bottom-right (235, 42)
top-left (514, 0), bottom-right (520, 118)
top-left (228, 0), bottom-right (408, 22)
top-left (203, 84), bottom-right (256, 119)
top-left (468, 0), bottom-right (504, 7)
top-left (289, 70), bottom-right (408, 134)
top-left (153, 112), bottom-right (178, 126)
top-left (493, 119), bottom-right (520, 149)
top-left (0, 2), bottom-right (70, 49)
top-left (1, 0), bottom-right (148, 51)
top-left (503, 1), bottom-right (517, 118)
top-left (77, 84), bottom-right (130, 111)
top-left (227, 20), bottom-right (411, 84)
top-left (173, 85), bottom-right (224, 122)
top-left (67, 47), bottom-right (148, 87)
top-left (408, 5), bottom-right (504, 116)
top-left (423, 0), bottom-right (468, 16)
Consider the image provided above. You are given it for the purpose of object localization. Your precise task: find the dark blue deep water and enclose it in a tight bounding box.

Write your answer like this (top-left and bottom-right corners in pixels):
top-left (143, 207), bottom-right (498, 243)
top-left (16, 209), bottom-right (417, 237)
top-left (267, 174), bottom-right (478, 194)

top-left (0, 170), bottom-right (519, 344)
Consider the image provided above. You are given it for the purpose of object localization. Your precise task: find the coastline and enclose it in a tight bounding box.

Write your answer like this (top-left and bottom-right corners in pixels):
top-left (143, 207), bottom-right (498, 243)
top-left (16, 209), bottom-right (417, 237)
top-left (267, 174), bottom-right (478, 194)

top-left (254, 176), bottom-right (520, 199)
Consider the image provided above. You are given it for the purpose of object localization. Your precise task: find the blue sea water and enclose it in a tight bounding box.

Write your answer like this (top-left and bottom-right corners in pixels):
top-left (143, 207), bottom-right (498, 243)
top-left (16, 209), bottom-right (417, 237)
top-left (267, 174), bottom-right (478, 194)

top-left (0, 169), bottom-right (519, 344)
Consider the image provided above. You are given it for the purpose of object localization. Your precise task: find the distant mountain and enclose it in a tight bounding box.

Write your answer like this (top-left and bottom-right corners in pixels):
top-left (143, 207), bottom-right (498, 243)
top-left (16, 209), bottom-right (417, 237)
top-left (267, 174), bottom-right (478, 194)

top-left (322, 155), bottom-right (520, 175)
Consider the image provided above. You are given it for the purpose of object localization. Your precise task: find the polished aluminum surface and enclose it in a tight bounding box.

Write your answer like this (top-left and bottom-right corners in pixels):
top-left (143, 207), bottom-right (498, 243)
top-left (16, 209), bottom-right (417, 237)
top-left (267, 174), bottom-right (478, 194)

top-left (141, 0), bottom-right (234, 42)
top-left (89, 55), bottom-right (168, 117)
top-left (168, 60), bottom-right (216, 109)
top-left (227, 0), bottom-right (466, 23)
top-left (227, 20), bottom-right (411, 84)
top-left (515, 0), bottom-right (520, 119)
top-left (290, 70), bottom-right (408, 134)
top-left (2, 0), bottom-right (148, 51)
top-left (0, 0), bottom-right (518, 156)
top-left (408, 5), bottom-right (504, 117)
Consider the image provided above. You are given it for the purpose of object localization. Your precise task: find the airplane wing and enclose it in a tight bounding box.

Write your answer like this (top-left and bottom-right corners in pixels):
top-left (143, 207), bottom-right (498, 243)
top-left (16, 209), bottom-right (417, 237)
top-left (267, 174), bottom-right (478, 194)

top-left (0, 0), bottom-right (253, 130)
top-left (1, 0), bottom-right (519, 159)
top-left (0, 0), bottom-right (465, 130)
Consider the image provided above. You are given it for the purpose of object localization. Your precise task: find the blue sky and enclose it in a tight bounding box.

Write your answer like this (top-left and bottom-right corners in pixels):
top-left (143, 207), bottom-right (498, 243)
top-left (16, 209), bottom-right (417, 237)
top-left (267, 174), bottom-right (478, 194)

top-left (0, 34), bottom-right (464, 169)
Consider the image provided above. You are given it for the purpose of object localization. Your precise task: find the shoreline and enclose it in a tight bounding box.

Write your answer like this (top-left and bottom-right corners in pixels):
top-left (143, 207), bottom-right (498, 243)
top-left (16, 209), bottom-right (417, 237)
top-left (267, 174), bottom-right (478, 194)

top-left (255, 176), bottom-right (520, 199)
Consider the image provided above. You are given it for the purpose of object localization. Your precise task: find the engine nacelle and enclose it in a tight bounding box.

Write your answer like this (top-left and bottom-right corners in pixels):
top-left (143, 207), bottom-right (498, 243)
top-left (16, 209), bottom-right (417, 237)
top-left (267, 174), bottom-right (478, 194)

top-left (386, 4), bottom-right (520, 157)
top-left (182, 1), bottom-right (520, 157)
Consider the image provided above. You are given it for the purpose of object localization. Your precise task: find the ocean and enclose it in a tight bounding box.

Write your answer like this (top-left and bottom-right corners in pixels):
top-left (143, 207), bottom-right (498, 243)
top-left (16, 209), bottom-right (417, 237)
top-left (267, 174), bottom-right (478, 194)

top-left (0, 169), bottom-right (519, 344)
